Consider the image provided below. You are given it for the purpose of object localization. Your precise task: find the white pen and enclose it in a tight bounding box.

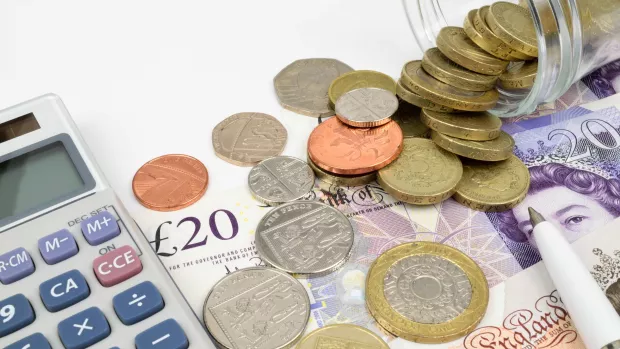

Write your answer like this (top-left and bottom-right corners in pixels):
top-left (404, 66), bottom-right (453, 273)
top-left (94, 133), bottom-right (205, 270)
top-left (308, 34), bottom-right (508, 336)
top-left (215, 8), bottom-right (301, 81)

top-left (529, 207), bottom-right (620, 349)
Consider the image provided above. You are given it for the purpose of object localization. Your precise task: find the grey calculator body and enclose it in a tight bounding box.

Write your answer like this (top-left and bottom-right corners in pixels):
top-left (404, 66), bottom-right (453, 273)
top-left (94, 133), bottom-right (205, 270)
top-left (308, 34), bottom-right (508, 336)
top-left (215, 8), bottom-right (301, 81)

top-left (0, 94), bottom-right (216, 348)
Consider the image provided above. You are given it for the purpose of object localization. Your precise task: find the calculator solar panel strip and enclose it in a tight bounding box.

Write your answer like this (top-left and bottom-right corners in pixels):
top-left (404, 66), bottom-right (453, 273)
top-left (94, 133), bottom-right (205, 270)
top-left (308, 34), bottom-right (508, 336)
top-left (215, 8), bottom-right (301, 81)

top-left (0, 94), bottom-right (216, 349)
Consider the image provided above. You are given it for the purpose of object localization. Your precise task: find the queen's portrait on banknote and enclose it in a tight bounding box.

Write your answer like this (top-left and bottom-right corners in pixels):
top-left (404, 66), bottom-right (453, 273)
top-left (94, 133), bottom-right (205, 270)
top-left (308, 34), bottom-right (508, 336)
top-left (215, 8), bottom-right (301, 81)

top-left (583, 60), bottom-right (620, 98)
top-left (493, 163), bottom-right (620, 266)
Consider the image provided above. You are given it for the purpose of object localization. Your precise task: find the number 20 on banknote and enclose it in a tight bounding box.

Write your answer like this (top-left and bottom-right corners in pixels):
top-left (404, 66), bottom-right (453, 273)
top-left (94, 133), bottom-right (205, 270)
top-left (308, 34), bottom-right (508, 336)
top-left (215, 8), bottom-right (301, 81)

top-left (150, 210), bottom-right (239, 257)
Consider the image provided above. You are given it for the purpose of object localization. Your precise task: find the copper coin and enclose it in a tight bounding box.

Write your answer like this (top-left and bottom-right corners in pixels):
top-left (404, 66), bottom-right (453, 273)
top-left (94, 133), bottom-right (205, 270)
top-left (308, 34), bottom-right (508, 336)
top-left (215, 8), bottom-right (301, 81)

top-left (308, 117), bottom-right (404, 175)
top-left (132, 154), bottom-right (209, 211)
top-left (212, 112), bottom-right (288, 166)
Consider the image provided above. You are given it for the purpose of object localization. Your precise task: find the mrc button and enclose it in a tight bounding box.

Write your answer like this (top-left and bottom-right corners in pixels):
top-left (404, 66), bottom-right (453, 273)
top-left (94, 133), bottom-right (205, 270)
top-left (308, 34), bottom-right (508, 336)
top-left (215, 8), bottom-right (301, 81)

top-left (93, 246), bottom-right (142, 287)
top-left (0, 248), bottom-right (35, 285)
top-left (80, 212), bottom-right (121, 246)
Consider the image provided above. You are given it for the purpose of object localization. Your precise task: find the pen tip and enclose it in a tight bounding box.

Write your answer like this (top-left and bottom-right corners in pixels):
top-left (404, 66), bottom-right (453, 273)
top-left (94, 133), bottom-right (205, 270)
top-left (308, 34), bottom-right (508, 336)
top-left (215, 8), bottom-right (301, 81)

top-left (528, 207), bottom-right (545, 227)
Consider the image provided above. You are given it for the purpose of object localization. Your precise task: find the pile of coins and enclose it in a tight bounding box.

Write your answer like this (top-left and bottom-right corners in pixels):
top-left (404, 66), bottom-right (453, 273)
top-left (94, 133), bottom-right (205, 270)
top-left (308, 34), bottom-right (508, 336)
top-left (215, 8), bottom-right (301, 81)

top-left (129, 2), bottom-right (547, 346)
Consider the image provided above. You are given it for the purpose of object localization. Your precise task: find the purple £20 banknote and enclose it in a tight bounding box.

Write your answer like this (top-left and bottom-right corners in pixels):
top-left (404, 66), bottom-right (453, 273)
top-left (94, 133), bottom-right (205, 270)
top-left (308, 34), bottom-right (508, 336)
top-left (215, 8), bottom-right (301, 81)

top-left (299, 105), bottom-right (620, 336)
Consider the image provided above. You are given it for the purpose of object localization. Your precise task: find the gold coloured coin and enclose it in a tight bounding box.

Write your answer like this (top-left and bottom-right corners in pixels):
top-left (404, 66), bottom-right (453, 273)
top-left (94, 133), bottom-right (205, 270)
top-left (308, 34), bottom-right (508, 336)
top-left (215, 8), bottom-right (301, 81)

top-left (308, 157), bottom-right (376, 187)
top-left (328, 70), bottom-right (397, 109)
top-left (487, 2), bottom-right (539, 57)
top-left (296, 324), bottom-right (390, 349)
top-left (454, 155), bottom-right (530, 212)
top-left (396, 78), bottom-right (456, 113)
top-left (499, 60), bottom-right (537, 89)
top-left (366, 241), bottom-right (489, 343)
top-left (401, 61), bottom-right (499, 111)
top-left (422, 48), bottom-right (497, 91)
top-left (464, 9), bottom-right (513, 61)
top-left (436, 27), bottom-right (509, 76)
top-left (431, 130), bottom-right (514, 161)
top-left (392, 102), bottom-right (430, 138)
top-left (476, 6), bottom-right (533, 61)
top-left (377, 138), bottom-right (462, 205)
top-left (421, 109), bottom-right (502, 141)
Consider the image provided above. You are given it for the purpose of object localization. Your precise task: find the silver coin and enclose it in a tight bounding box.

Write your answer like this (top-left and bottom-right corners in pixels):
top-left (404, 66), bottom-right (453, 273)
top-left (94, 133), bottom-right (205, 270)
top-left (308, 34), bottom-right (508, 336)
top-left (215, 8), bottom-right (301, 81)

top-left (255, 201), bottom-right (354, 275)
top-left (383, 254), bottom-right (472, 324)
top-left (248, 156), bottom-right (316, 206)
top-left (212, 113), bottom-right (288, 166)
top-left (274, 58), bottom-right (353, 118)
top-left (203, 267), bottom-right (310, 349)
top-left (335, 88), bottom-right (398, 127)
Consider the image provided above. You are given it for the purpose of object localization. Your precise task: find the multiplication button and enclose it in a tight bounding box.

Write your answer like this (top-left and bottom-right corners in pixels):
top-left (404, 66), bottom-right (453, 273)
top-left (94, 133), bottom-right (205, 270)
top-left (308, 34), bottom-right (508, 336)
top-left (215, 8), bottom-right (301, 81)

top-left (58, 307), bottom-right (110, 349)
top-left (135, 319), bottom-right (189, 349)
top-left (113, 281), bottom-right (164, 325)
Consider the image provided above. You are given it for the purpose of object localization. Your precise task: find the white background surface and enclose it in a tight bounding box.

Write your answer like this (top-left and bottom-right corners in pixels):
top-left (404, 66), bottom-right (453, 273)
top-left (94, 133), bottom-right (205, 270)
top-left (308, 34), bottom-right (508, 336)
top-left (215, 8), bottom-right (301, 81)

top-left (0, 0), bottom-right (421, 217)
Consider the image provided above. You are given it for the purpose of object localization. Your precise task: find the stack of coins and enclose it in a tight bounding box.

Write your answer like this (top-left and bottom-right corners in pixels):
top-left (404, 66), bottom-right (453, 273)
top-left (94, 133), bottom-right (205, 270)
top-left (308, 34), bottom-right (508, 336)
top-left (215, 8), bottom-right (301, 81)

top-left (307, 71), bottom-right (407, 187)
top-left (381, 1), bottom-right (537, 211)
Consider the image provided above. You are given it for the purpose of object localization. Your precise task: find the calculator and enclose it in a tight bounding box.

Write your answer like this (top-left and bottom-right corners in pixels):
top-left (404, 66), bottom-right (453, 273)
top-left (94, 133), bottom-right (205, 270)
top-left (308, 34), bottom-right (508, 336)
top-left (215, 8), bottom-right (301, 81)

top-left (0, 94), bottom-right (216, 349)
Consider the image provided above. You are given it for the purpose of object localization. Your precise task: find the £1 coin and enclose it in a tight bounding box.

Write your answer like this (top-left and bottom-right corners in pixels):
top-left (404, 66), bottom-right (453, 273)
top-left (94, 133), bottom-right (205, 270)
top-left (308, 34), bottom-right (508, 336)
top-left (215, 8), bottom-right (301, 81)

top-left (454, 155), bottom-right (530, 212)
top-left (436, 26), bottom-right (509, 76)
top-left (431, 130), bottom-right (514, 161)
top-left (329, 70), bottom-right (396, 109)
top-left (296, 324), bottom-right (390, 349)
top-left (401, 61), bottom-right (499, 111)
top-left (377, 138), bottom-right (463, 205)
top-left (396, 78), bottom-right (457, 113)
top-left (422, 47), bottom-right (498, 91)
top-left (421, 109), bottom-right (502, 141)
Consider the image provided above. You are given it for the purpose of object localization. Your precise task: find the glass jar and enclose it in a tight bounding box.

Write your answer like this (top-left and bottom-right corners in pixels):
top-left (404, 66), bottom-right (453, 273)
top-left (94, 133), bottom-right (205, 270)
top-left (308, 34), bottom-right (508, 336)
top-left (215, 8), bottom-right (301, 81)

top-left (402, 0), bottom-right (620, 117)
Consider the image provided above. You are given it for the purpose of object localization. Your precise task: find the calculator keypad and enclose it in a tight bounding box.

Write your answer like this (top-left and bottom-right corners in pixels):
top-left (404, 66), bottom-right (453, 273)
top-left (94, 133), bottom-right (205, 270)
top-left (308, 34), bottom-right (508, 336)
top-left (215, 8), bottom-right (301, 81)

top-left (39, 269), bottom-right (90, 312)
top-left (0, 203), bottom-right (197, 348)
top-left (0, 294), bottom-right (35, 338)
top-left (57, 307), bottom-right (111, 349)
top-left (113, 281), bottom-right (164, 325)
top-left (80, 212), bottom-right (120, 246)
top-left (0, 248), bottom-right (35, 285)
top-left (38, 229), bottom-right (79, 265)
top-left (93, 245), bottom-right (142, 287)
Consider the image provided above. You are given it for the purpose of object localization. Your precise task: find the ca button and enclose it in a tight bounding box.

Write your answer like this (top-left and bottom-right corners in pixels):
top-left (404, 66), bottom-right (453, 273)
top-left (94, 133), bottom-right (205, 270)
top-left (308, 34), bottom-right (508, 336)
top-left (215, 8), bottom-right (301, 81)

top-left (40, 270), bottom-right (90, 312)
top-left (94, 246), bottom-right (142, 287)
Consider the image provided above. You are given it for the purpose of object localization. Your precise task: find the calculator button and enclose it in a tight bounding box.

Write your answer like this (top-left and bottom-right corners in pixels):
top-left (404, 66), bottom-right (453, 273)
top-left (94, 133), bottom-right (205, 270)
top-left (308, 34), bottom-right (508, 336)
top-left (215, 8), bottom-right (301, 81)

top-left (38, 229), bottom-right (78, 265)
top-left (58, 307), bottom-right (110, 349)
top-left (113, 281), bottom-right (164, 325)
top-left (39, 269), bottom-right (90, 312)
top-left (135, 319), bottom-right (189, 349)
top-left (5, 332), bottom-right (51, 349)
top-left (0, 294), bottom-right (35, 338)
top-left (93, 245), bottom-right (142, 287)
top-left (80, 212), bottom-right (120, 246)
top-left (0, 247), bottom-right (35, 285)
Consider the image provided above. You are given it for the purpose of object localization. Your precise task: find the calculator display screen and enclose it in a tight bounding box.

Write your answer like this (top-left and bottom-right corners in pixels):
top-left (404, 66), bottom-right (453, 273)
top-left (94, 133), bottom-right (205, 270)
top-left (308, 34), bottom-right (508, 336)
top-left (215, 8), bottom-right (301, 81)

top-left (0, 141), bottom-right (85, 221)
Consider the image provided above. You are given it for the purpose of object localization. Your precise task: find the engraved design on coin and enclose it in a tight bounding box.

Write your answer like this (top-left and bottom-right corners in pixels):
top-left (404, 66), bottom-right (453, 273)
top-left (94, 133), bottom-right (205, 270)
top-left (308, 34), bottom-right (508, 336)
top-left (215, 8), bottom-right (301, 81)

top-left (248, 156), bottom-right (315, 206)
top-left (212, 113), bottom-right (287, 166)
top-left (315, 336), bottom-right (379, 349)
top-left (392, 143), bottom-right (451, 186)
top-left (256, 202), bottom-right (354, 274)
top-left (132, 154), bottom-right (209, 211)
top-left (335, 88), bottom-right (398, 127)
top-left (384, 255), bottom-right (472, 324)
top-left (204, 268), bottom-right (310, 349)
top-left (274, 58), bottom-right (353, 117)
top-left (414, 65), bottom-right (486, 97)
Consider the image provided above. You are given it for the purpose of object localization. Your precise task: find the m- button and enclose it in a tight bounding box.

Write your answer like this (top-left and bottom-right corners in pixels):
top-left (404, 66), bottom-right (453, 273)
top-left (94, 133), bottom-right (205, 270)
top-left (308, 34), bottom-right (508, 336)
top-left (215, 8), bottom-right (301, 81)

top-left (93, 246), bottom-right (142, 287)
top-left (80, 212), bottom-right (120, 246)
